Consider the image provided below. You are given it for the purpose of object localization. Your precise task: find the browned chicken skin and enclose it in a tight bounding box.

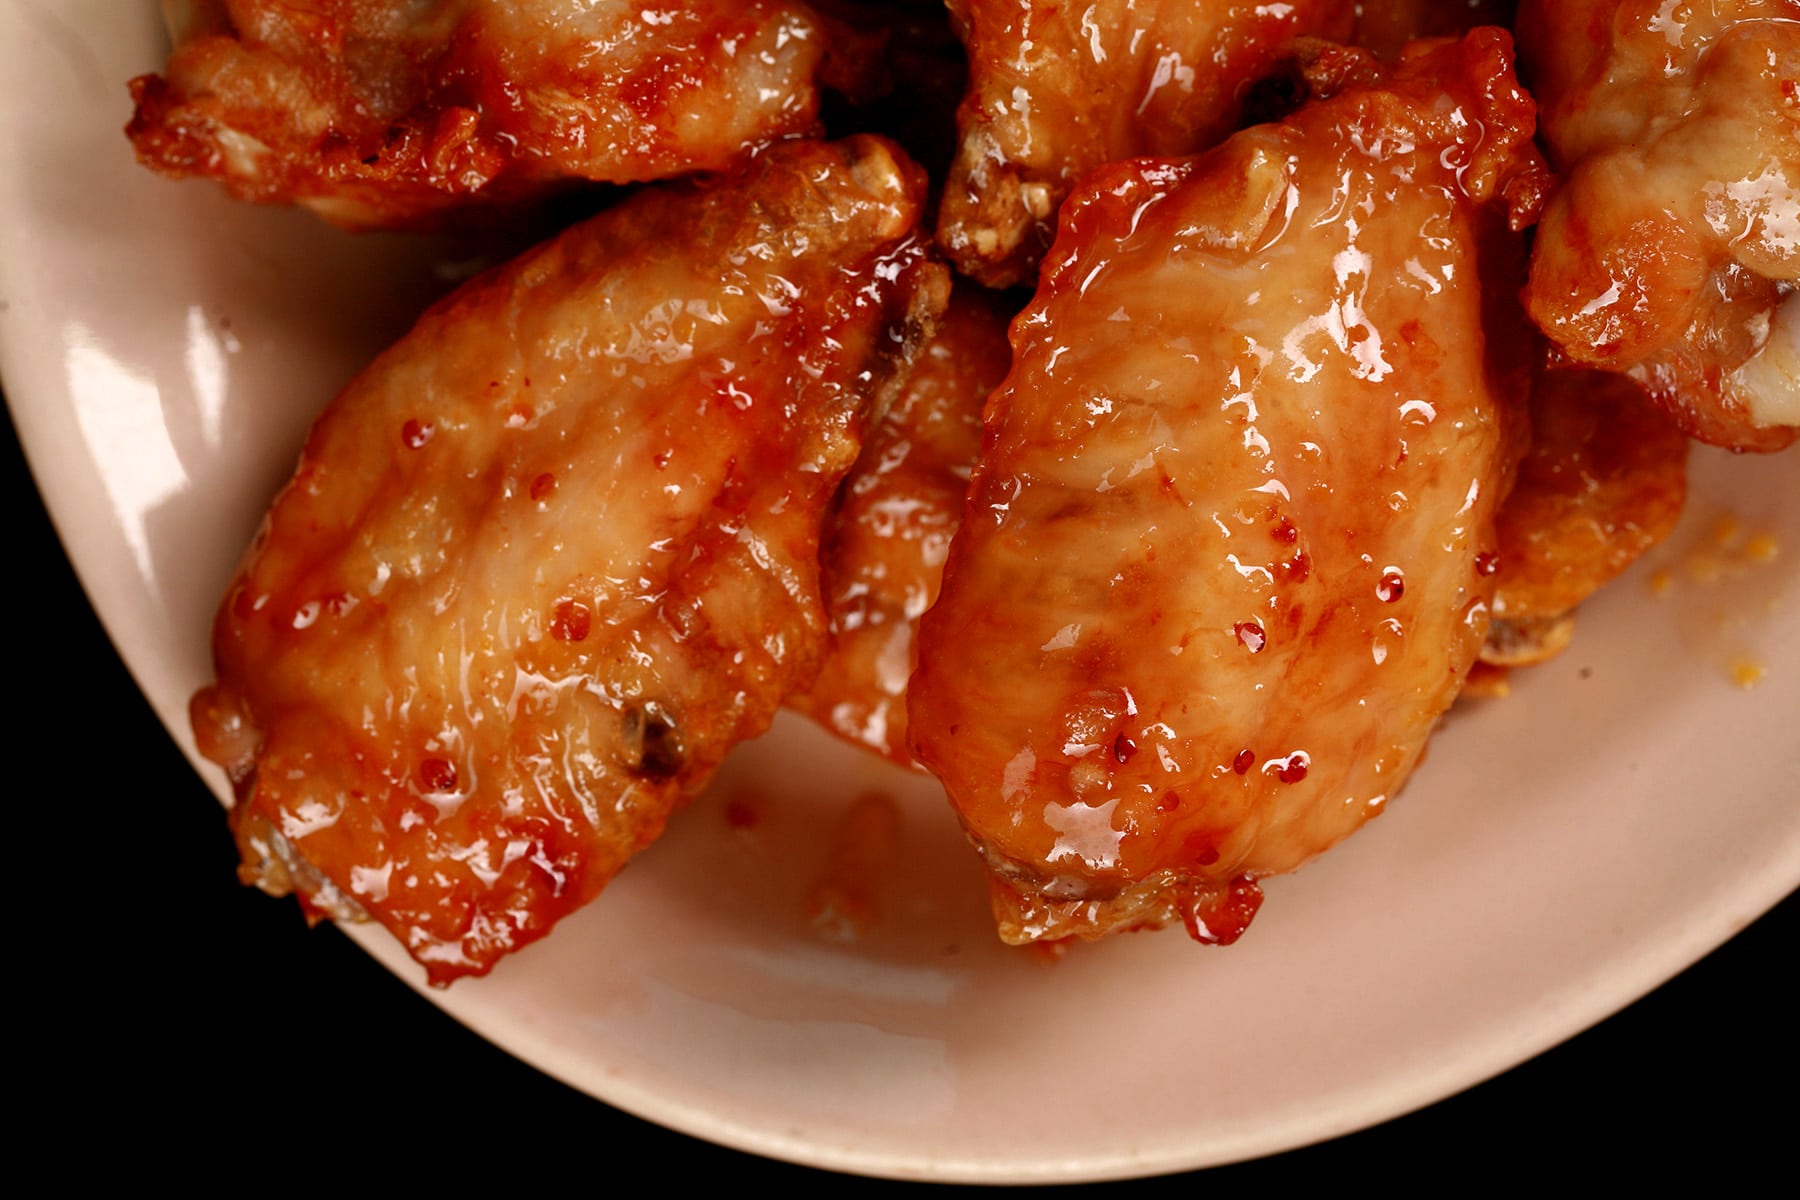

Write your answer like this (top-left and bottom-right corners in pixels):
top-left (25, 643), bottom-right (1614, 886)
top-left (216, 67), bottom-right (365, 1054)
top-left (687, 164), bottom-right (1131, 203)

top-left (1517, 0), bottom-right (1800, 451)
top-left (189, 137), bottom-right (946, 982)
top-left (936, 0), bottom-right (1356, 288)
top-left (130, 0), bottom-right (833, 227)
top-left (909, 33), bottom-right (1547, 946)
top-left (1483, 367), bottom-right (1689, 666)
top-left (790, 285), bottom-right (1014, 766)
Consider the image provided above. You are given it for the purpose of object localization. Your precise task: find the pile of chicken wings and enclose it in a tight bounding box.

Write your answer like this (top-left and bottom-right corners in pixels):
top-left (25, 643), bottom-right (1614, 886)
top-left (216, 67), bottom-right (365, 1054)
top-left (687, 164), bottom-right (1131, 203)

top-left (134, 0), bottom-right (1797, 981)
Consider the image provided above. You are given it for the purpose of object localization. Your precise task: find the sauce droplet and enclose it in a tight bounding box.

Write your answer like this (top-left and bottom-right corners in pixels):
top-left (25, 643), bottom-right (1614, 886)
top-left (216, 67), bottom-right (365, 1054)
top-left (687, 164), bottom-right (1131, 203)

top-left (551, 599), bottom-right (592, 643)
top-left (1232, 748), bottom-right (1255, 775)
top-left (530, 472), bottom-right (557, 502)
top-left (1475, 551), bottom-right (1500, 577)
top-left (419, 757), bottom-right (457, 792)
top-left (1234, 620), bottom-right (1266, 653)
top-left (1263, 751), bottom-right (1309, 784)
top-left (1112, 733), bottom-right (1137, 764)
top-left (401, 419), bottom-right (433, 449)
top-left (1181, 875), bottom-right (1264, 946)
top-left (1377, 567), bottom-right (1406, 602)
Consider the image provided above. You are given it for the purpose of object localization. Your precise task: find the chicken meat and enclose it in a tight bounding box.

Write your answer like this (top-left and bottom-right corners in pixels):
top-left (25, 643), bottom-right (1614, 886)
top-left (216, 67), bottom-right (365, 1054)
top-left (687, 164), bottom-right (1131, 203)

top-left (1517, 0), bottom-right (1800, 451)
top-left (190, 136), bottom-right (947, 982)
top-left (790, 284), bottom-right (1013, 766)
top-left (909, 33), bottom-right (1547, 946)
top-left (935, 0), bottom-right (1356, 288)
top-left (1482, 366), bottom-right (1689, 666)
top-left (130, 0), bottom-right (834, 227)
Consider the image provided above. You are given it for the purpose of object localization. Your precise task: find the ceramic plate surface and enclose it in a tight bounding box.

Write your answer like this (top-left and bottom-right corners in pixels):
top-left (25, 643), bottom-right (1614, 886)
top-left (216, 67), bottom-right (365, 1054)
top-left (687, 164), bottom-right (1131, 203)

top-left (3, 3), bottom-right (1796, 1182)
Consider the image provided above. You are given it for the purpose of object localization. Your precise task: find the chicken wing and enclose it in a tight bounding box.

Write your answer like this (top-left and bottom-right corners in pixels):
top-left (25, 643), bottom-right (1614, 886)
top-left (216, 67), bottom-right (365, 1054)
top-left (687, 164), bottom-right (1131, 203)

top-left (189, 137), bottom-right (947, 982)
top-left (909, 34), bottom-right (1546, 946)
top-left (789, 285), bottom-right (1013, 766)
top-left (1517, 0), bottom-right (1799, 452)
top-left (129, 0), bottom-right (831, 228)
top-left (1482, 366), bottom-right (1689, 666)
top-left (935, 0), bottom-right (1356, 288)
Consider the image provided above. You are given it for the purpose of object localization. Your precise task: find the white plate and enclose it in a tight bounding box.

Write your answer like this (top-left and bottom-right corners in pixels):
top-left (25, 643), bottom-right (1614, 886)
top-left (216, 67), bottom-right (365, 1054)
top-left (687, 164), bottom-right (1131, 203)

top-left (3, 3), bottom-right (1796, 1181)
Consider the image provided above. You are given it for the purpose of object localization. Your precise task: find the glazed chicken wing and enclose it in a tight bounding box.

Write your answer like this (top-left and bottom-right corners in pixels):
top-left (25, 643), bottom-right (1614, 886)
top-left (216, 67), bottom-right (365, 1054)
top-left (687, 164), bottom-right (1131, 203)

top-left (1482, 367), bottom-right (1689, 666)
top-left (935, 0), bottom-right (1355, 288)
top-left (1517, 0), bottom-right (1800, 452)
top-left (789, 285), bottom-right (1013, 766)
top-left (130, 0), bottom-right (831, 227)
top-left (909, 34), bottom-right (1546, 945)
top-left (189, 137), bottom-right (946, 982)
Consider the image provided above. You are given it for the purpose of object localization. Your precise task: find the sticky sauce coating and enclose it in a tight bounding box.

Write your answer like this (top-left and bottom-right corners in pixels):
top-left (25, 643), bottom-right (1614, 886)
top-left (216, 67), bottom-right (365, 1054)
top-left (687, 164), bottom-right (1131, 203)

top-left (936, 0), bottom-right (1357, 287)
top-left (129, 0), bottom-right (830, 227)
top-left (1518, 0), bottom-right (1800, 451)
top-left (191, 137), bottom-right (946, 983)
top-left (790, 284), bottom-right (1014, 766)
top-left (909, 33), bottom-right (1548, 945)
top-left (1482, 367), bottom-right (1690, 666)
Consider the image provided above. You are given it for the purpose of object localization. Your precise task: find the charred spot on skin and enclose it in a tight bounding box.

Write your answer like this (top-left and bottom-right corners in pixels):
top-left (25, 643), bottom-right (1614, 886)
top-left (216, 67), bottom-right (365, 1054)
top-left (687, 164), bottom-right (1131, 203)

top-left (624, 701), bottom-right (684, 779)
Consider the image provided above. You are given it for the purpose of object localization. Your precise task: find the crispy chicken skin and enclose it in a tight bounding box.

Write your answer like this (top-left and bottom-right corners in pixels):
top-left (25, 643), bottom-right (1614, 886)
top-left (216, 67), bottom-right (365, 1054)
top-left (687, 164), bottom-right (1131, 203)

top-left (189, 137), bottom-right (946, 982)
top-left (790, 285), bottom-right (1013, 766)
top-left (129, 0), bottom-right (830, 228)
top-left (1517, 0), bottom-right (1800, 452)
top-left (909, 33), bottom-right (1547, 946)
top-left (1482, 367), bottom-right (1689, 666)
top-left (935, 0), bottom-right (1356, 288)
